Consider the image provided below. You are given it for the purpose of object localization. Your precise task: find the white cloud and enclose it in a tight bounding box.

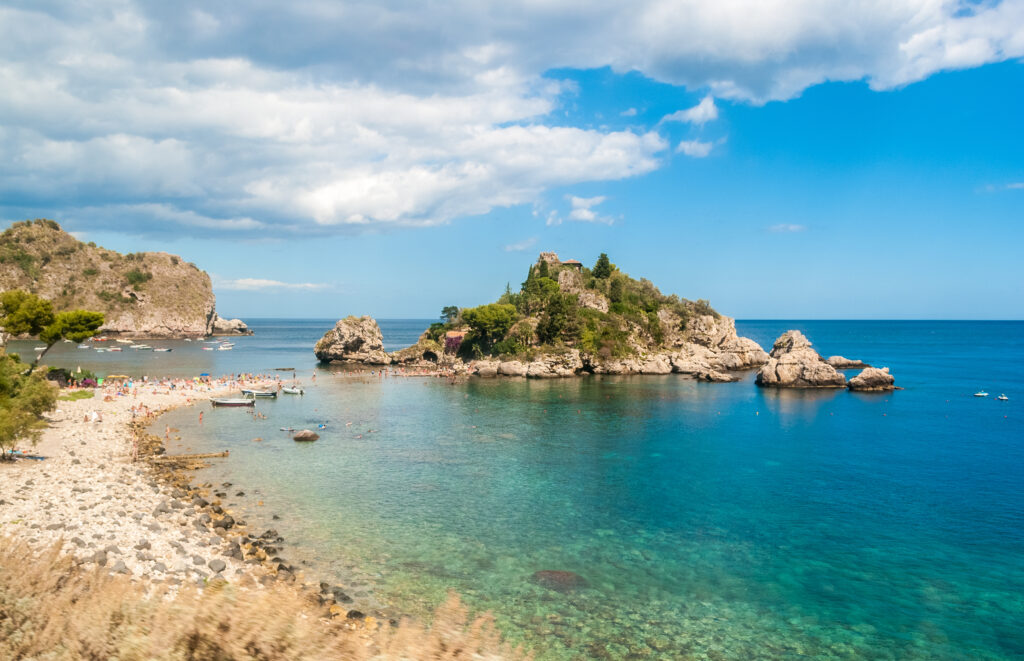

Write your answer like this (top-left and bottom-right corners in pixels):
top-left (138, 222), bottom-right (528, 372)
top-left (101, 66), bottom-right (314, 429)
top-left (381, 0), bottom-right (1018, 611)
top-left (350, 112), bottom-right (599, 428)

top-left (566, 195), bottom-right (613, 224)
top-left (768, 223), bottom-right (807, 233)
top-left (1, 1), bottom-right (1022, 237)
top-left (504, 237), bottom-right (537, 252)
top-left (676, 140), bottom-right (714, 158)
top-left (1005, 182), bottom-right (1024, 190)
top-left (620, 107), bottom-right (637, 117)
top-left (216, 278), bottom-right (329, 291)
top-left (661, 96), bottom-right (719, 125)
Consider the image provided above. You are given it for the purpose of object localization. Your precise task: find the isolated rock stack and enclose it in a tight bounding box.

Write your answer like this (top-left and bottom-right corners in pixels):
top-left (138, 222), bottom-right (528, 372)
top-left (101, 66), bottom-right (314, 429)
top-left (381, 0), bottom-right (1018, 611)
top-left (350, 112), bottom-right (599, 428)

top-left (755, 330), bottom-right (847, 388)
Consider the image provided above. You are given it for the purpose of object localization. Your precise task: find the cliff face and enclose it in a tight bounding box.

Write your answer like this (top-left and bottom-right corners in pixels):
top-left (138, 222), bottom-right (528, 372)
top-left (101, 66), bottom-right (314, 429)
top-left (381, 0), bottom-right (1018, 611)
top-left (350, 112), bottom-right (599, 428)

top-left (0, 219), bottom-right (220, 337)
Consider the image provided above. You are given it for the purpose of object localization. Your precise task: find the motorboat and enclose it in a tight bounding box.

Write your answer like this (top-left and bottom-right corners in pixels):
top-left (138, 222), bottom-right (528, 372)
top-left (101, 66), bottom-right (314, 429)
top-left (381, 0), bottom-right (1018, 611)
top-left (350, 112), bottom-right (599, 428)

top-left (217, 345), bottom-right (233, 351)
top-left (133, 345), bottom-right (153, 351)
top-left (282, 386), bottom-right (304, 395)
top-left (997, 394), bottom-right (1009, 401)
top-left (241, 389), bottom-right (277, 398)
top-left (108, 347), bottom-right (123, 352)
top-left (77, 344), bottom-right (90, 349)
top-left (153, 348), bottom-right (172, 352)
top-left (211, 398), bottom-right (255, 407)
top-left (116, 339), bottom-right (134, 344)
top-left (974, 391), bottom-right (989, 397)
top-left (34, 346), bottom-right (45, 351)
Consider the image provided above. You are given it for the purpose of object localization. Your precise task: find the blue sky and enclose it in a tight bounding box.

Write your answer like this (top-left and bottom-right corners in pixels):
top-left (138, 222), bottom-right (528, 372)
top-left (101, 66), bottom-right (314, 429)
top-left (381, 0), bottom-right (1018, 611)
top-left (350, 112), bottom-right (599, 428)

top-left (1, 2), bottom-right (1022, 319)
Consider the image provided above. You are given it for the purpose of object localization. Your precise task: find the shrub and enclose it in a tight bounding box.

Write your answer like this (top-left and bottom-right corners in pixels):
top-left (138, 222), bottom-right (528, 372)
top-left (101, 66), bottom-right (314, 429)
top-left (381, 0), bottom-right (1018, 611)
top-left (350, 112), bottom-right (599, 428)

top-left (592, 252), bottom-right (612, 279)
top-left (82, 268), bottom-right (98, 277)
top-left (124, 269), bottom-right (152, 288)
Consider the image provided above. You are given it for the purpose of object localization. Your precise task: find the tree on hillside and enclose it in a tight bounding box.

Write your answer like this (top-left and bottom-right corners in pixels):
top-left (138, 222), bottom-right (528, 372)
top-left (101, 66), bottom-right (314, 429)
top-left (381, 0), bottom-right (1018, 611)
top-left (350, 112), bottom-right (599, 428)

top-left (592, 253), bottom-right (612, 279)
top-left (461, 303), bottom-right (518, 350)
top-left (440, 306), bottom-right (460, 323)
top-left (0, 352), bottom-right (57, 460)
top-left (0, 290), bottom-right (104, 372)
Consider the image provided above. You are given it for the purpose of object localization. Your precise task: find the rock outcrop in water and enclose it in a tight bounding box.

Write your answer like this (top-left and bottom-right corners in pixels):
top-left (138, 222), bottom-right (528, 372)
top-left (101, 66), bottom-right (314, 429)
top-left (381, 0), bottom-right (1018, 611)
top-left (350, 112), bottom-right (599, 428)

top-left (827, 356), bottom-right (870, 369)
top-left (755, 330), bottom-right (847, 388)
top-left (848, 366), bottom-right (897, 391)
top-left (314, 316), bottom-right (392, 364)
top-left (529, 570), bottom-right (589, 593)
top-left (211, 315), bottom-right (253, 336)
top-left (0, 219), bottom-right (245, 337)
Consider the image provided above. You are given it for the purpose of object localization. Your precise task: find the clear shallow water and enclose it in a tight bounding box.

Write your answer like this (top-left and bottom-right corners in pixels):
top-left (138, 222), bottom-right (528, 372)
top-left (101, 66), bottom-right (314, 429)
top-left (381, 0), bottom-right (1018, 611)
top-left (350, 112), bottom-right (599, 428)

top-left (33, 320), bottom-right (1024, 659)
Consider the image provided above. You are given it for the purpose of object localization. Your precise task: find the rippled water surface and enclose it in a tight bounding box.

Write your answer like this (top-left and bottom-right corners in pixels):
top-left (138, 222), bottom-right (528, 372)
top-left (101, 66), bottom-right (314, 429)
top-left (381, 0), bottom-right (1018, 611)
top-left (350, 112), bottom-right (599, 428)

top-left (25, 320), bottom-right (1024, 659)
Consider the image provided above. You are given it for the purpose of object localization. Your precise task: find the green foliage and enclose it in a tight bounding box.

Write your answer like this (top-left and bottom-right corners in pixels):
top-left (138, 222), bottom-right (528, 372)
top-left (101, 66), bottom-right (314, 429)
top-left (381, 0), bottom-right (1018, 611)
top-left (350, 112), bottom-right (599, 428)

top-left (536, 293), bottom-right (580, 345)
top-left (426, 322), bottom-right (448, 343)
top-left (58, 390), bottom-right (94, 401)
top-left (537, 259), bottom-right (550, 278)
top-left (40, 310), bottom-right (105, 345)
top-left (461, 304), bottom-right (518, 348)
top-left (82, 267), bottom-right (99, 277)
top-left (0, 291), bottom-right (54, 337)
top-left (0, 353), bottom-right (57, 458)
top-left (592, 253), bottom-right (612, 279)
top-left (124, 268), bottom-right (152, 288)
top-left (440, 306), bottom-right (460, 323)
top-left (692, 299), bottom-right (719, 318)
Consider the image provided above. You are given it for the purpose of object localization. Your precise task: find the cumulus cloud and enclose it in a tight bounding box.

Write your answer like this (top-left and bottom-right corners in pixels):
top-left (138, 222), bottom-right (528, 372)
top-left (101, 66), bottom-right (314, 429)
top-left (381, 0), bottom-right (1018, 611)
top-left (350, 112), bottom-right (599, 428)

top-left (661, 96), bottom-right (719, 125)
top-left (1, 1), bottom-right (1022, 237)
top-left (621, 107), bottom-right (638, 117)
top-left (216, 278), bottom-right (329, 291)
top-left (504, 237), bottom-right (537, 252)
top-left (1005, 182), bottom-right (1024, 190)
top-left (566, 195), bottom-right (613, 224)
top-left (676, 140), bottom-right (714, 158)
top-left (768, 223), bottom-right (807, 233)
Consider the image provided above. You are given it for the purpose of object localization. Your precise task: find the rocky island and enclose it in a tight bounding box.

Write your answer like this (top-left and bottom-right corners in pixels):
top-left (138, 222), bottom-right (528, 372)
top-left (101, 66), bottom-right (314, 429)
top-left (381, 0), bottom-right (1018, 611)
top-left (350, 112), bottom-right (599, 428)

top-left (317, 252), bottom-right (769, 379)
top-left (0, 219), bottom-right (249, 337)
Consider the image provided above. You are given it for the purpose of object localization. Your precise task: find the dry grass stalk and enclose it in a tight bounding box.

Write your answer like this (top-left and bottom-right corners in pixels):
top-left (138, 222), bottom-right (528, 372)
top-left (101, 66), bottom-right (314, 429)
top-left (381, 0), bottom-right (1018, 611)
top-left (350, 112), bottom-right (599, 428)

top-left (0, 537), bottom-right (528, 660)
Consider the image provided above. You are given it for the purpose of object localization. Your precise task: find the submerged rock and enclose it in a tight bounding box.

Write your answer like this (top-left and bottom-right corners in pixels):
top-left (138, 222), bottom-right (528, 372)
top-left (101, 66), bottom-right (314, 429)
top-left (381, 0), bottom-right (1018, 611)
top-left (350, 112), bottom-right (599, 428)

top-left (755, 330), bottom-right (846, 388)
top-left (314, 316), bottom-right (392, 364)
top-left (292, 430), bottom-right (319, 442)
top-left (529, 570), bottom-right (589, 593)
top-left (848, 367), bottom-right (897, 391)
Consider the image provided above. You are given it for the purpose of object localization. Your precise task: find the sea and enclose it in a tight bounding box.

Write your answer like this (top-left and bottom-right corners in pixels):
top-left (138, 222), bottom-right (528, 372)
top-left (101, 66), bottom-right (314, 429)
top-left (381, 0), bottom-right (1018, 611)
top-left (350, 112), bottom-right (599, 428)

top-left (12, 320), bottom-right (1023, 660)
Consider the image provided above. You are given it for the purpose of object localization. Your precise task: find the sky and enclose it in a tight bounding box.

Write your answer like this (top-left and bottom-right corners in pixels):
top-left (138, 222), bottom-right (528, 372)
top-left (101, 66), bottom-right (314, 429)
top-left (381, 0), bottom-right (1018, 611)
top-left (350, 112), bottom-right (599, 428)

top-left (1, 1), bottom-right (1022, 320)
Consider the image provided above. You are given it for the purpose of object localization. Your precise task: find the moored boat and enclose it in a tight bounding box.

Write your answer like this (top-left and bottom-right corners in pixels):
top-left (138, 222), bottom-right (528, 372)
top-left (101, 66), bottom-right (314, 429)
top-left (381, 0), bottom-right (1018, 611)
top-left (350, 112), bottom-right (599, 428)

top-left (241, 389), bottom-right (277, 398)
top-left (211, 398), bottom-right (256, 407)
top-left (154, 348), bottom-right (172, 352)
top-left (974, 391), bottom-right (989, 397)
top-left (282, 386), bottom-right (304, 395)
top-left (997, 394), bottom-right (1009, 401)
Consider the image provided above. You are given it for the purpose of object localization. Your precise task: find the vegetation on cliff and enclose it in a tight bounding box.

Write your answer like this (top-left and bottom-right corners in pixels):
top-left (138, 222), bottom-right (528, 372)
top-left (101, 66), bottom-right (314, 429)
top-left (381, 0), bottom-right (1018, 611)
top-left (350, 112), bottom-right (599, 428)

top-left (431, 252), bottom-right (719, 361)
top-left (0, 219), bottom-right (215, 335)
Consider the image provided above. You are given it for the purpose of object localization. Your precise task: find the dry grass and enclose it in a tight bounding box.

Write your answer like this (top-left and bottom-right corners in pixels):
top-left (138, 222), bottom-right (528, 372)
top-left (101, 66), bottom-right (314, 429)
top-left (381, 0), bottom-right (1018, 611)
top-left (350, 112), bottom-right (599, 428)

top-left (0, 537), bottom-right (528, 660)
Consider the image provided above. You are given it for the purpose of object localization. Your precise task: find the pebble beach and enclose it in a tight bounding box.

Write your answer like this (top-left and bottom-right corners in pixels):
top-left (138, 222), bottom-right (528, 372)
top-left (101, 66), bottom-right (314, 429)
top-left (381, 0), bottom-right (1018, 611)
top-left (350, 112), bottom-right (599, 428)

top-left (0, 377), bottom-right (295, 591)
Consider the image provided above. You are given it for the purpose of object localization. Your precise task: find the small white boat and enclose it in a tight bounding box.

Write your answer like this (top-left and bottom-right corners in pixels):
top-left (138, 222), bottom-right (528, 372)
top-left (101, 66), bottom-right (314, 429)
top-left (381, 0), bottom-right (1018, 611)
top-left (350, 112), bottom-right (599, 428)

top-left (997, 394), bottom-right (1008, 401)
top-left (63, 339), bottom-right (72, 343)
top-left (95, 348), bottom-right (106, 353)
top-left (202, 347), bottom-right (214, 351)
top-left (184, 338), bottom-right (192, 342)
top-left (282, 386), bottom-right (304, 395)
top-left (109, 347), bottom-right (123, 352)
top-left (34, 346), bottom-right (45, 351)
top-left (154, 348), bottom-right (172, 352)
top-left (974, 391), bottom-right (989, 397)
top-left (211, 398), bottom-right (255, 407)
top-left (241, 389), bottom-right (277, 398)
top-left (133, 345), bottom-right (153, 351)
top-left (77, 344), bottom-right (90, 349)
top-left (217, 345), bottom-right (233, 351)
top-left (116, 339), bottom-right (134, 344)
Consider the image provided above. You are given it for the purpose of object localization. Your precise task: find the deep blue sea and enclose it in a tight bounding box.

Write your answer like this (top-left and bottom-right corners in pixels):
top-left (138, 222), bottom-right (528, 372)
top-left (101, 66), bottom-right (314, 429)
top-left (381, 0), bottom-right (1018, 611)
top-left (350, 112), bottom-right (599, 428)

top-left (16, 320), bottom-right (1024, 659)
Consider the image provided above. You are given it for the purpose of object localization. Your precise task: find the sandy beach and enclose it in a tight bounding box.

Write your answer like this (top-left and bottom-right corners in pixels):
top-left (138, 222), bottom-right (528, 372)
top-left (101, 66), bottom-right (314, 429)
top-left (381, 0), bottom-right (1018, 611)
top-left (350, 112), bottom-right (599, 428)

top-left (0, 376), bottom-right (285, 588)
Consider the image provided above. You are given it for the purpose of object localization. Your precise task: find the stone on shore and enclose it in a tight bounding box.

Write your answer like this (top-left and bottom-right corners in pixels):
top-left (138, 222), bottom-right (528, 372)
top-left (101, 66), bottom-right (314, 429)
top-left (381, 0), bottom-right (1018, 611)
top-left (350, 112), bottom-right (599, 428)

top-left (848, 367), bottom-right (897, 391)
top-left (755, 330), bottom-right (846, 388)
top-left (827, 356), bottom-right (870, 369)
top-left (314, 316), bottom-right (392, 364)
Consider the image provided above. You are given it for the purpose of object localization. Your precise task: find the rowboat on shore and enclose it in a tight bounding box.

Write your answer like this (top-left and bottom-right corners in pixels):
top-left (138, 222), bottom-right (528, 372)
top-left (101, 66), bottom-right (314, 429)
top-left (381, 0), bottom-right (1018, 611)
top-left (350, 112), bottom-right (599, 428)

top-left (211, 398), bottom-right (256, 407)
top-left (241, 389), bottom-right (277, 398)
top-left (281, 386), bottom-right (304, 395)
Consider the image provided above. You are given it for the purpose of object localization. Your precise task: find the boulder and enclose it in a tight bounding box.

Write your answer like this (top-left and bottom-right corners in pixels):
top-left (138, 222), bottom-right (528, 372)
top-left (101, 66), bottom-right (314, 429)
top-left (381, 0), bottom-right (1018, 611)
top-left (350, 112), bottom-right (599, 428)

top-left (211, 315), bottom-right (253, 336)
top-left (525, 350), bottom-right (584, 378)
top-left (390, 338), bottom-right (442, 364)
top-left (293, 430), bottom-right (319, 442)
top-left (693, 369), bottom-right (739, 382)
top-left (672, 314), bottom-right (769, 370)
top-left (529, 570), bottom-right (589, 593)
top-left (827, 356), bottom-right (870, 369)
top-left (498, 360), bottom-right (527, 376)
top-left (848, 367), bottom-right (897, 392)
top-left (474, 360), bottom-right (500, 377)
top-left (314, 316), bottom-right (392, 364)
top-left (755, 331), bottom-right (846, 388)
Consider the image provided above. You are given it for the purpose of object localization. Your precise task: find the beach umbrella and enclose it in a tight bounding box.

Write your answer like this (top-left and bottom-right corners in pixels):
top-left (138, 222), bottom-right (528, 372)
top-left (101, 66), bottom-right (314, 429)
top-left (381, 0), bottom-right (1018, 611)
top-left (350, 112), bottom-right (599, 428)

top-left (200, 373), bottom-right (210, 377)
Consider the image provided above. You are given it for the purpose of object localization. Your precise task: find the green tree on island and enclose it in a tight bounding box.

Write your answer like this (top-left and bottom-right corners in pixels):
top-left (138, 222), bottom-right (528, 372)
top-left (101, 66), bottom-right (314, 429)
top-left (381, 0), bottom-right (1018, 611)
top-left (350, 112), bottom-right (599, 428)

top-left (440, 306), bottom-right (460, 323)
top-left (461, 303), bottom-right (517, 351)
top-left (0, 290), bottom-right (105, 373)
top-left (0, 352), bottom-right (56, 460)
top-left (592, 253), bottom-right (612, 279)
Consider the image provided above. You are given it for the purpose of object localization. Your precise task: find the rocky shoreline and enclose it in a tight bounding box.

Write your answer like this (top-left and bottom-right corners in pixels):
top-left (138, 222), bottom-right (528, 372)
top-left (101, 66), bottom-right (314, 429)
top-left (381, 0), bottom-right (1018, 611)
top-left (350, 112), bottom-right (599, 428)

top-left (0, 378), bottom-right (385, 625)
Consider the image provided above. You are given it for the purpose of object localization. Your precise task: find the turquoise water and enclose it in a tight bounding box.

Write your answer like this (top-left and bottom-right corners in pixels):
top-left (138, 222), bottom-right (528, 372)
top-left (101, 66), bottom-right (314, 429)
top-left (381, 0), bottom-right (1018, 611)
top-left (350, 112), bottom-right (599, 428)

top-left (36, 320), bottom-right (1024, 659)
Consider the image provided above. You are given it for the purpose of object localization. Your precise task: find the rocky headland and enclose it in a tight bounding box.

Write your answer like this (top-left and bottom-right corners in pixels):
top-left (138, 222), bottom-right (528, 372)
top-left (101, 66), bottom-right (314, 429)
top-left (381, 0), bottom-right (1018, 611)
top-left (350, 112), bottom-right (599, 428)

top-left (0, 219), bottom-right (250, 338)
